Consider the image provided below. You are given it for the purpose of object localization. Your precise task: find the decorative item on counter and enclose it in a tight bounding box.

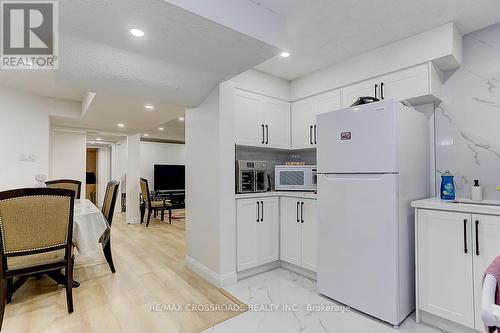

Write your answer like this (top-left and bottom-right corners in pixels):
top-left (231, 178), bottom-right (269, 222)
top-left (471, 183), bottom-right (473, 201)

top-left (471, 179), bottom-right (483, 201)
top-left (440, 171), bottom-right (455, 201)
top-left (497, 185), bottom-right (500, 192)
top-left (34, 174), bottom-right (47, 188)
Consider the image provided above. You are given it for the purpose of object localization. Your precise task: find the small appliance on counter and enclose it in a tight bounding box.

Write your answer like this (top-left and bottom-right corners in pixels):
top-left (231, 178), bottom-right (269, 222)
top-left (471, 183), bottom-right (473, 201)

top-left (274, 165), bottom-right (316, 191)
top-left (236, 160), bottom-right (268, 193)
top-left (471, 179), bottom-right (483, 201)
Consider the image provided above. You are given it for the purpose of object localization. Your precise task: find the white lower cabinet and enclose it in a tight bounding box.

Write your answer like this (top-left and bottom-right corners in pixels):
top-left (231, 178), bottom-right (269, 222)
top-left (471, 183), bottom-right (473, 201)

top-left (416, 208), bottom-right (500, 331)
top-left (280, 197), bottom-right (317, 272)
top-left (236, 197), bottom-right (279, 271)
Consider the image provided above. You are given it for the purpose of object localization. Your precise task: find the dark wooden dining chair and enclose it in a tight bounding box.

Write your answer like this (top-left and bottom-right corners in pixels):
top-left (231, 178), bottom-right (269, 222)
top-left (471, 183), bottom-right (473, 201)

top-left (0, 188), bottom-right (75, 330)
top-left (140, 178), bottom-right (171, 227)
top-left (45, 179), bottom-right (82, 199)
top-left (101, 181), bottom-right (120, 273)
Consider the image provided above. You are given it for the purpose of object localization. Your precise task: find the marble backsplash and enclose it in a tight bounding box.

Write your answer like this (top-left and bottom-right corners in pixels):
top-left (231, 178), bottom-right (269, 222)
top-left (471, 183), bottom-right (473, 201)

top-left (435, 23), bottom-right (500, 200)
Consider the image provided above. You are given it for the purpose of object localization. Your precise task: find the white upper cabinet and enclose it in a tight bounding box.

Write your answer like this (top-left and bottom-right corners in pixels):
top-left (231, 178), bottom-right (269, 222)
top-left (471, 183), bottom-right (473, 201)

top-left (234, 89), bottom-right (265, 147)
top-left (261, 95), bottom-right (291, 149)
top-left (291, 89), bottom-right (341, 150)
top-left (234, 89), bottom-right (290, 149)
top-left (341, 62), bottom-right (443, 108)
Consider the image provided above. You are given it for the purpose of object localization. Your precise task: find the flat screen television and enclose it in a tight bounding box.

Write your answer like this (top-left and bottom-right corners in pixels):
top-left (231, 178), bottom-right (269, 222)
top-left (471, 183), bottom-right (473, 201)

top-left (154, 164), bottom-right (185, 191)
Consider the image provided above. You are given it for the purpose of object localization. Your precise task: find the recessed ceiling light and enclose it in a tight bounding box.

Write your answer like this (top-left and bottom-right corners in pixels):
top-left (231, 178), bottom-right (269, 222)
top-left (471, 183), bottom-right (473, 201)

top-left (280, 51), bottom-right (291, 58)
top-left (117, 123), bottom-right (125, 128)
top-left (143, 133), bottom-right (149, 137)
top-left (158, 127), bottom-right (165, 131)
top-left (144, 104), bottom-right (154, 110)
top-left (130, 28), bottom-right (144, 37)
top-left (96, 137), bottom-right (102, 141)
top-left (178, 117), bottom-right (185, 121)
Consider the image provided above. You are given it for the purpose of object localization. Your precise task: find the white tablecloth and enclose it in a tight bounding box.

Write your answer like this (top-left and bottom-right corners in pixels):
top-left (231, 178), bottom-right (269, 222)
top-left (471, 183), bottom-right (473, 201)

top-left (73, 199), bottom-right (110, 256)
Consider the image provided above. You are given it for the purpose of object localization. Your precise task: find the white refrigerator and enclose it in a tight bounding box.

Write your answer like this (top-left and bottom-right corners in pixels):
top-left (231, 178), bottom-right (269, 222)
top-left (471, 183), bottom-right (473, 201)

top-left (316, 99), bottom-right (428, 326)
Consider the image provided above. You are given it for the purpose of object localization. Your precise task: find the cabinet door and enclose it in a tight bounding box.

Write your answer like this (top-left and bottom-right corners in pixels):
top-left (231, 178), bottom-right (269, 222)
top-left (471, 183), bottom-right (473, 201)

top-left (379, 64), bottom-right (429, 101)
top-left (472, 214), bottom-right (500, 331)
top-left (417, 210), bottom-right (475, 328)
top-left (234, 89), bottom-right (264, 147)
top-left (291, 98), bottom-right (315, 149)
top-left (341, 79), bottom-right (379, 108)
top-left (262, 96), bottom-right (290, 149)
top-left (236, 199), bottom-right (260, 271)
top-left (316, 89), bottom-right (341, 116)
top-left (280, 197), bottom-right (302, 266)
top-left (259, 197), bottom-right (280, 264)
top-left (301, 199), bottom-right (317, 272)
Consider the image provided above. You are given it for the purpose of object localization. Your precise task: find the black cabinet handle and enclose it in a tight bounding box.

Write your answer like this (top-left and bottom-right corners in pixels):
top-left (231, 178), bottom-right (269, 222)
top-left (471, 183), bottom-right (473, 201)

top-left (265, 125), bottom-right (269, 144)
top-left (301, 202), bottom-right (304, 223)
top-left (256, 201), bottom-right (260, 222)
top-left (476, 220), bottom-right (480, 256)
top-left (380, 82), bottom-right (384, 100)
top-left (374, 84), bottom-right (378, 99)
top-left (309, 125), bottom-right (313, 145)
top-left (296, 201), bottom-right (300, 222)
top-left (463, 219), bottom-right (468, 254)
top-left (260, 201), bottom-right (264, 222)
top-left (314, 125), bottom-right (317, 144)
top-left (261, 124), bottom-right (265, 144)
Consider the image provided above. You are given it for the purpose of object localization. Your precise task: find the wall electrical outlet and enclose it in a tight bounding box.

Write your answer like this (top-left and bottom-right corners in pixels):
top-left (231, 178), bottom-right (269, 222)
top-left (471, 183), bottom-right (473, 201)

top-left (20, 154), bottom-right (36, 162)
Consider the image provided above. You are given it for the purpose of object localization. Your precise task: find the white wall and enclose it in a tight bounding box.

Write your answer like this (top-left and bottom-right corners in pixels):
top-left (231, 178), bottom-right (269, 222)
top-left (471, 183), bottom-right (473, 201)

top-left (232, 69), bottom-right (290, 101)
top-left (0, 85), bottom-right (80, 190)
top-left (186, 86), bottom-right (221, 278)
top-left (50, 129), bottom-right (87, 198)
top-left (140, 142), bottom-right (185, 190)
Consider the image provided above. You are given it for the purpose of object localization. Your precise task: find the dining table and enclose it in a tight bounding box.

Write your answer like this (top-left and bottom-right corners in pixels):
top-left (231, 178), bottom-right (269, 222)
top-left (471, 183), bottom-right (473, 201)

top-left (46, 199), bottom-right (110, 288)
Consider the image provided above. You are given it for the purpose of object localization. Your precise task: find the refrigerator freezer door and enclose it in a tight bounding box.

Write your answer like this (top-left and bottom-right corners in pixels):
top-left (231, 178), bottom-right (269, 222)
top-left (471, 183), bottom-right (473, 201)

top-left (317, 173), bottom-right (400, 324)
top-left (317, 100), bottom-right (397, 173)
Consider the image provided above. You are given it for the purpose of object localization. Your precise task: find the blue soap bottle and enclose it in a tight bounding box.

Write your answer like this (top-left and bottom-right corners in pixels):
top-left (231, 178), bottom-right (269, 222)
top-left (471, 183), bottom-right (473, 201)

top-left (440, 171), bottom-right (456, 200)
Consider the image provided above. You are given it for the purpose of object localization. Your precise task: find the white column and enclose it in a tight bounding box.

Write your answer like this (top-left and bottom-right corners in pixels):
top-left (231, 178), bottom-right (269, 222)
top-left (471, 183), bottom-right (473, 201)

top-left (126, 134), bottom-right (141, 224)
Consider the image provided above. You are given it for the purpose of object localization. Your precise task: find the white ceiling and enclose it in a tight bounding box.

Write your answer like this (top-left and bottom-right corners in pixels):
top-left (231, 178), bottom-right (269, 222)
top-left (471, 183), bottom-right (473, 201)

top-left (51, 93), bottom-right (185, 134)
top-left (0, 0), bottom-right (279, 138)
top-left (253, 0), bottom-right (500, 80)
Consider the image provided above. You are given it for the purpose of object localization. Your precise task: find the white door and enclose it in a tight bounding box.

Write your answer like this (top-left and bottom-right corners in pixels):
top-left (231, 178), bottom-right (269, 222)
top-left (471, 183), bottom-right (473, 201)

top-left (280, 197), bottom-right (302, 266)
top-left (259, 197), bottom-right (280, 264)
top-left (317, 173), bottom-right (399, 324)
top-left (379, 64), bottom-right (429, 102)
top-left (234, 89), bottom-right (264, 147)
top-left (315, 89), bottom-right (341, 147)
top-left (301, 199), bottom-right (317, 272)
top-left (417, 210), bottom-right (475, 328)
top-left (341, 78), bottom-right (379, 107)
top-left (472, 214), bottom-right (500, 330)
top-left (291, 97), bottom-right (315, 149)
top-left (262, 96), bottom-right (290, 149)
top-left (236, 199), bottom-right (260, 271)
top-left (317, 99), bottom-right (397, 173)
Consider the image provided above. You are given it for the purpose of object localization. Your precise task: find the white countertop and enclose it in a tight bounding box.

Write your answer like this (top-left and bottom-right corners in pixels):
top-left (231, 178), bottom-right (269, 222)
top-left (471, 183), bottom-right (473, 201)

top-left (411, 197), bottom-right (500, 215)
top-left (235, 191), bottom-right (317, 200)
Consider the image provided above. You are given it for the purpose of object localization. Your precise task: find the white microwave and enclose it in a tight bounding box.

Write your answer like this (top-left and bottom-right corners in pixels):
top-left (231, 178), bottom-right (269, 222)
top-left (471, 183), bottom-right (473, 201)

top-left (274, 165), bottom-right (317, 191)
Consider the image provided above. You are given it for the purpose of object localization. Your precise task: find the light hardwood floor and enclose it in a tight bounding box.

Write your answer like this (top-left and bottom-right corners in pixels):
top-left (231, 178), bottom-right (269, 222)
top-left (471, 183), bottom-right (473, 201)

top-left (2, 212), bottom-right (244, 333)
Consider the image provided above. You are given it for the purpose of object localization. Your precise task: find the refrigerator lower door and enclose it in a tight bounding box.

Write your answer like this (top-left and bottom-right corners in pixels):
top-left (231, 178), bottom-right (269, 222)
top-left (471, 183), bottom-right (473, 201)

top-left (317, 173), bottom-right (401, 325)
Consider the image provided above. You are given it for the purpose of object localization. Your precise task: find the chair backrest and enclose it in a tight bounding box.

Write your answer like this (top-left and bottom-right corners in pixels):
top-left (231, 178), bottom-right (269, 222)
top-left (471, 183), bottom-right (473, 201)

top-left (0, 188), bottom-right (74, 267)
top-left (140, 178), bottom-right (150, 204)
top-left (102, 181), bottom-right (120, 226)
top-left (45, 179), bottom-right (82, 199)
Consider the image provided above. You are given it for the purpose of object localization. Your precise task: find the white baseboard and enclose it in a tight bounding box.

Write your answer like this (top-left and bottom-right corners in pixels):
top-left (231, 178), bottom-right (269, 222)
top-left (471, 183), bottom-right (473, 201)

top-left (280, 261), bottom-right (317, 280)
top-left (185, 256), bottom-right (237, 288)
top-left (237, 261), bottom-right (281, 280)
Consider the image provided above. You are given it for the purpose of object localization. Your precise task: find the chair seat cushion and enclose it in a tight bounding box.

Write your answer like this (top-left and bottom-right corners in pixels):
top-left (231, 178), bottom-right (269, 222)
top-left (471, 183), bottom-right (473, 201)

top-left (150, 200), bottom-right (172, 208)
top-left (7, 249), bottom-right (65, 270)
